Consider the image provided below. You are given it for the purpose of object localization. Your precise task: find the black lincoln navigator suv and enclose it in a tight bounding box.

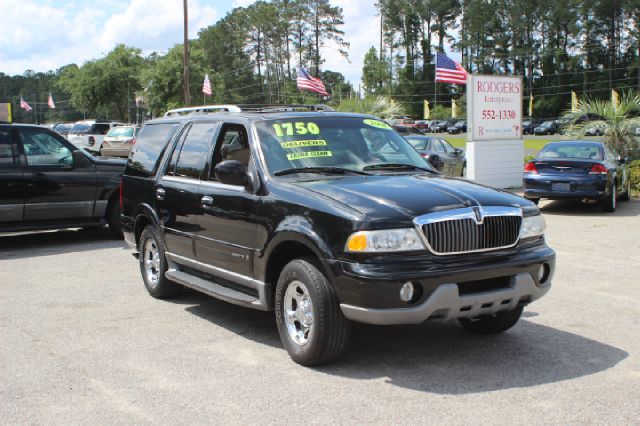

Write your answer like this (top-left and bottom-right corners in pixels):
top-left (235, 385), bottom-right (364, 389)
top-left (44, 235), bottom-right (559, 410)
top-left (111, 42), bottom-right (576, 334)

top-left (120, 105), bottom-right (555, 365)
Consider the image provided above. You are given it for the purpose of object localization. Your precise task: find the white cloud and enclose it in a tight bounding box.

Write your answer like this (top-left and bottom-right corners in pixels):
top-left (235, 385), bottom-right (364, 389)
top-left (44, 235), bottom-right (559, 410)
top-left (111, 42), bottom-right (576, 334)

top-left (0, 0), bottom-right (217, 75)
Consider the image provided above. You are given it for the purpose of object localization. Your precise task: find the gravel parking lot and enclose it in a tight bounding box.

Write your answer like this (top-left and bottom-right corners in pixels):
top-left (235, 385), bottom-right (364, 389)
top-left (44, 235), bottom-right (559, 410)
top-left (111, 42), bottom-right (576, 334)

top-left (1, 199), bottom-right (639, 424)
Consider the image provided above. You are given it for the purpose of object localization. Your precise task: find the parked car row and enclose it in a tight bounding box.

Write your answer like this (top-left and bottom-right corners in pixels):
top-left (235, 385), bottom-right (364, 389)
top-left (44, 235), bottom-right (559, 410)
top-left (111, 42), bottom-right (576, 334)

top-left (49, 120), bottom-right (140, 157)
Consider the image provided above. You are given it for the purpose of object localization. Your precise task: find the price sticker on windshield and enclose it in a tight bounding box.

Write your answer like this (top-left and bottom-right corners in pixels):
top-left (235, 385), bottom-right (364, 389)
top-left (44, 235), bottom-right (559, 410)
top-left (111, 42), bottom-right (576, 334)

top-left (363, 119), bottom-right (392, 130)
top-left (273, 122), bottom-right (320, 137)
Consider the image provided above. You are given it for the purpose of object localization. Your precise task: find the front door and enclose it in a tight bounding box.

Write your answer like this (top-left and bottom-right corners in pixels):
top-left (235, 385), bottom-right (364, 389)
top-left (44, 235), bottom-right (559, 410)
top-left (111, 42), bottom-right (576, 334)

top-left (195, 123), bottom-right (258, 278)
top-left (155, 121), bottom-right (218, 258)
top-left (18, 128), bottom-right (97, 221)
top-left (0, 127), bottom-right (24, 223)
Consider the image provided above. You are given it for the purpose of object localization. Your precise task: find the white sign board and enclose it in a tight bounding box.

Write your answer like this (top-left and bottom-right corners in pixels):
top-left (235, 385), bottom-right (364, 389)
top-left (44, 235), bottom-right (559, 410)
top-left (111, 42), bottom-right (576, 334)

top-left (468, 75), bottom-right (523, 141)
top-left (466, 75), bottom-right (524, 188)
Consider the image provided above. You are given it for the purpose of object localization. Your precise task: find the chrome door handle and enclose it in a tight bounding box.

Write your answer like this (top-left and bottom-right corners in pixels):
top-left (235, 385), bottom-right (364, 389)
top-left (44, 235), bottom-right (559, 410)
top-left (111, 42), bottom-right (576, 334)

top-left (156, 188), bottom-right (165, 200)
top-left (201, 195), bottom-right (214, 206)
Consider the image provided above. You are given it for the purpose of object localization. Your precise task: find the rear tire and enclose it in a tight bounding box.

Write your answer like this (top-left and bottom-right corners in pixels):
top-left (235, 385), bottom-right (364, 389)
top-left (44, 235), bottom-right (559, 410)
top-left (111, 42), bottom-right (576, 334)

top-left (620, 177), bottom-right (631, 202)
top-left (139, 225), bottom-right (180, 299)
top-left (458, 306), bottom-right (524, 334)
top-left (275, 259), bottom-right (351, 366)
top-left (602, 182), bottom-right (617, 212)
top-left (106, 197), bottom-right (123, 239)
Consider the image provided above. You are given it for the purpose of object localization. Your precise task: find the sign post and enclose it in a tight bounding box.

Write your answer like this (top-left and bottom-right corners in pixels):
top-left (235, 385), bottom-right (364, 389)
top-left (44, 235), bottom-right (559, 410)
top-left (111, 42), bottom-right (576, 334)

top-left (466, 75), bottom-right (523, 188)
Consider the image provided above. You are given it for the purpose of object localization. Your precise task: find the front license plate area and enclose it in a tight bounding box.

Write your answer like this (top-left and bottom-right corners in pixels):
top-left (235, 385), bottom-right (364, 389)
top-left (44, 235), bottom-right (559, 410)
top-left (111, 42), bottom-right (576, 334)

top-left (551, 182), bottom-right (571, 191)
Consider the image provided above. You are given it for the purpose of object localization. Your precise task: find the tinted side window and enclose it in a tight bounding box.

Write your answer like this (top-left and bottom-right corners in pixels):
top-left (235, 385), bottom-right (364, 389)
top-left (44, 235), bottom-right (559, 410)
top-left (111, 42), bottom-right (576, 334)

top-left (174, 123), bottom-right (217, 179)
top-left (0, 129), bottom-right (18, 166)
top-left (19, 129), bottom-right (72, 166)
top-left (127, 123), bottom-right (179, 177)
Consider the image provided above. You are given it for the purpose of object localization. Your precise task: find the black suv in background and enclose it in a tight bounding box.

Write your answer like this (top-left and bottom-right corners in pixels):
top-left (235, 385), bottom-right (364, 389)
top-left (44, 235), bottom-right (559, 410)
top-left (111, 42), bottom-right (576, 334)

top-left (0, 124), bottom-right (125, 237)
top-left (120, 106), bottom-right (555, 365)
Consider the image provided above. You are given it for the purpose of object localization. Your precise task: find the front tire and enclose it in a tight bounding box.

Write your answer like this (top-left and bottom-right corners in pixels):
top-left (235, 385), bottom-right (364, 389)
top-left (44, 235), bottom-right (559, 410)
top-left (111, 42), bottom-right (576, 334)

top-left (139, 225), bottom-right (180, 299)
top-left (458, 306), bottom-right (524, 334)
top-left (275, 259), bottom-right (351, 366)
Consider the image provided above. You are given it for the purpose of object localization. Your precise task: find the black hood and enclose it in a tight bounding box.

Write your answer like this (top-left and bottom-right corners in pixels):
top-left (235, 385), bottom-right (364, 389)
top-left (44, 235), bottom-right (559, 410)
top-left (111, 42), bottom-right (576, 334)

top-left (292, 174), bottom-right (531, 223)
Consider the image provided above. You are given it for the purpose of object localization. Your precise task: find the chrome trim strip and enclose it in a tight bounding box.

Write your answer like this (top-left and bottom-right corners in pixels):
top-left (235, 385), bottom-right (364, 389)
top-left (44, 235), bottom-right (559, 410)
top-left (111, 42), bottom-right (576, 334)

top-left (195, 233), bottom-right (254, 251)
top-left (161, 175), bottom-right (245, 192)
top-left (413, 206), bottom-right (523, 256)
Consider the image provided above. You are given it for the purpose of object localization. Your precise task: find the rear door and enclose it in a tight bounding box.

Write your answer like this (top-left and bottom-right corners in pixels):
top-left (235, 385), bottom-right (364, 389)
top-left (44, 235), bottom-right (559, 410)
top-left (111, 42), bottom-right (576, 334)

top-left (195, 123), bottom-right (258, 277)
top-left (0, 127), bottom-right (24, 223)
top-left (18, 127), bottom-right (97, 221)
top-left (155, 121), bottom-right (218, 258)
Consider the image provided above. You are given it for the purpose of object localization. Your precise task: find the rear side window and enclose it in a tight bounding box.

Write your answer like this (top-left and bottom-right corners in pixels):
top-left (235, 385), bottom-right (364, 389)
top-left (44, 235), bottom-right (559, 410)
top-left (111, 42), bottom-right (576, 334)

top-left (0, 129), bottom-right (18, 166)
top-left (127, 123), bottom-right (179, 177)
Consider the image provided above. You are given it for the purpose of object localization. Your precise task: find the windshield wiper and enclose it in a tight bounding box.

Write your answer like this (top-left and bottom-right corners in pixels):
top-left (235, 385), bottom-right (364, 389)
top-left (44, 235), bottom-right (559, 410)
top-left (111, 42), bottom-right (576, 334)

top-left (274, 166), bottom-right (370, 176)
top-left (362, 163), bottom-right (436, 173)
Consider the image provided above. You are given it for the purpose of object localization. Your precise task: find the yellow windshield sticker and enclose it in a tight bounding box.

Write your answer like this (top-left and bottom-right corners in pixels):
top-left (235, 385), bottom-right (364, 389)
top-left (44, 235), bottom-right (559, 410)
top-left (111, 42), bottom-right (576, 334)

top-left (363, 119), bottom-right (392, 130)
top-left (280, 139), bottom-right (327, 148)
top-left (287, 151), bottom-right (333, 160)
top-left (273, 121), bottom-right (321, 137)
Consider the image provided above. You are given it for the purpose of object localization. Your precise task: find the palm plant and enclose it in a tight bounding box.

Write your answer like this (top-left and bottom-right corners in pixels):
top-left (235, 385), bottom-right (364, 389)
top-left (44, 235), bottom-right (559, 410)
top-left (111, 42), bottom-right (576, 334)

top-left (565, 91), bottom-right (640, 157)
top-left (335, 96), bottom-right (405, 119)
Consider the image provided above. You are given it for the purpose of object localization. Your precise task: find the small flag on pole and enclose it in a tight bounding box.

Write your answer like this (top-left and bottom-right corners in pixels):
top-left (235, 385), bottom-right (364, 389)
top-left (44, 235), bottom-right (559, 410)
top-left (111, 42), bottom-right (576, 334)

top-left (528, 95), bottom-right (534, 117)
top-left (296, 68), bottom-right (329, 96)
top-left (20, 97), bottom-right (33, 112)
top-left (202, 74), bottom-right (212, 96)
top-left (47, 93), bottom-right (56, 109)
top-left (423, 100), bottom-right (430, 119)
top-left (571, 91), bottom-right (578, 112)
top-left (451, 98), bottom-right (458, 118)
top-left (611, 89), bottom-right (620, 112)
top-left (435, 52), bottom-right (468, 85)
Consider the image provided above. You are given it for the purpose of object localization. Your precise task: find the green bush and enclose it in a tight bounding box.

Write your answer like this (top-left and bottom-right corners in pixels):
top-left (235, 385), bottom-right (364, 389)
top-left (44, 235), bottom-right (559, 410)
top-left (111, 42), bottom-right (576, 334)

top-left (524, 155), bottom-right (535, 163)
top-left (629, 160), bottom-right (640, 194)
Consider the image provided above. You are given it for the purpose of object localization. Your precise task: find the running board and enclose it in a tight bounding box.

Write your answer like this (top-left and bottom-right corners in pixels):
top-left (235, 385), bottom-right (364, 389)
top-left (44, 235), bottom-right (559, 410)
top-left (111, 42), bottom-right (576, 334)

top-left (165, 269), bottom-right (268, 310)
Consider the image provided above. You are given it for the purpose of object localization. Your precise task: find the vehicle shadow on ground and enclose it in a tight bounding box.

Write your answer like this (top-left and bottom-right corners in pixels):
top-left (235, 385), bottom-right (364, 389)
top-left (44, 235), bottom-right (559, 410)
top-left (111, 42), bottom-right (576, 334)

top-left (540, 197), bottom-right (639, 217)
top-left (172, 289), bottom-right (627, 394)
top-left (0, 228), bottom-right (127, 260)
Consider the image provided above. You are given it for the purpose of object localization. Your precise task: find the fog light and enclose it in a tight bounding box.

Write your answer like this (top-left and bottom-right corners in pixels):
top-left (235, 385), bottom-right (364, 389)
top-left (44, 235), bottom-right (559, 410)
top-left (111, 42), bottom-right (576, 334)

top-left (400, 282), bottom-right (414, 302)
top-left (538, 263), bottom-right (550, 284)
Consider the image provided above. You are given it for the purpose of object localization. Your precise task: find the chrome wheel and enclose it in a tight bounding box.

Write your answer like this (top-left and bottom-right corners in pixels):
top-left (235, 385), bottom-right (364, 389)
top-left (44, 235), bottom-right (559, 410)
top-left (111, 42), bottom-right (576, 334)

top-left (143, 238), bottom-right (161, 287)
top-left (612, 183), bottom-right (617, 209)
top-left (284, 280), bottom-right (314, 346)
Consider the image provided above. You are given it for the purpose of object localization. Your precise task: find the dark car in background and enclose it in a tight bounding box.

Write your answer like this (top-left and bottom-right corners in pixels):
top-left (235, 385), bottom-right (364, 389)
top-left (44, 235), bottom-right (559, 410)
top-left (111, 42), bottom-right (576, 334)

top-left (523, 140), bottom-right (632, 212)
top-left (533, 120), bottom-right (559, 135)
top-left (447, 120), bottom-right (467, 134)
top-left (0, 124), bottom-right (125, 236)
top-left (404, 135), bottom-right (466, 176)
top-left (431, 119), bottom-right (455, 133)
top-left (523, 119), bottom-right (542, 135)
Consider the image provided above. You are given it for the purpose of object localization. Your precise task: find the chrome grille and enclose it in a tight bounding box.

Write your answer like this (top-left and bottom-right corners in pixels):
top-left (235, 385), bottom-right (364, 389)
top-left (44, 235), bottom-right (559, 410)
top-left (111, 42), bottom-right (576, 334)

top-left (414, 207), bottom-right (523, 255)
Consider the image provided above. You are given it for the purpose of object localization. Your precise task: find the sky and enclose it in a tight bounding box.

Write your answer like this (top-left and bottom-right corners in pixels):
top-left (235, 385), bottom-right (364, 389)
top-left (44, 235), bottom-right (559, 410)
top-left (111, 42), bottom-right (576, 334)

top-left (0, 0), bottom-right (378, 89)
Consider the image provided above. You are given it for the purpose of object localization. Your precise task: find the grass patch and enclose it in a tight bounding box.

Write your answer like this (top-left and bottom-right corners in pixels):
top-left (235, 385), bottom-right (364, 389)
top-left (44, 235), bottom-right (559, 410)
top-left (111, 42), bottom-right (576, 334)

top-left (444, 137), bottom-right (552, 153)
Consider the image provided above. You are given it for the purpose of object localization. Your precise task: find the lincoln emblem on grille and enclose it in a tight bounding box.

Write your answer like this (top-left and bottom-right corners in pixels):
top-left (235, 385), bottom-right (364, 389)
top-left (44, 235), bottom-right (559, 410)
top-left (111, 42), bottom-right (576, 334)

top-left (472, 207), bottom-right (482, 223)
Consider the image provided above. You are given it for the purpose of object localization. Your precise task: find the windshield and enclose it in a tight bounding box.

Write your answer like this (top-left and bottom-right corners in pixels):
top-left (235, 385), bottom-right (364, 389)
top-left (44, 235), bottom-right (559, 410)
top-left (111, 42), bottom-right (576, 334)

top-left (538, 143), bottom-right (603, 160)
top-left (255, 117), bottom-right (435, 175)
top-left (70, 123), bottom-right (91, 133)
top-left (455, 121), bottom-right (465, 126)
top-left (541, 121), bottom-right (554, 127)
top-left (107, 126), bottom-right (135, 137)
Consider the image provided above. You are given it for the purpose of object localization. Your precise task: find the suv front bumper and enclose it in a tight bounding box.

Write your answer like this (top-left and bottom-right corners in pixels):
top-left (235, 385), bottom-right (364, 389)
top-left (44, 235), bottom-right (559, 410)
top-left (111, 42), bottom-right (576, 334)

top-left (327, 245), bottom-right (555, 325)
top-left (340, 272), bottom-right (549, 325)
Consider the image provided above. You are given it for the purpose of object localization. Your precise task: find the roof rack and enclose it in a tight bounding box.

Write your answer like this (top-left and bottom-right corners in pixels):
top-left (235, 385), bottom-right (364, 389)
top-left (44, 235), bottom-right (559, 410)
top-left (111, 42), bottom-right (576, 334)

top-left (164, 105), bottom-right (243, 117)
top-left (163, 104), bottom-right (334, 117)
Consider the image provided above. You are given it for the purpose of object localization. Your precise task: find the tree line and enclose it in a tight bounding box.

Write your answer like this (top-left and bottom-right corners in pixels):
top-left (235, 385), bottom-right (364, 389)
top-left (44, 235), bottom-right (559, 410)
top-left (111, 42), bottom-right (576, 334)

top-left (1, 0), bottom-right (639, 124)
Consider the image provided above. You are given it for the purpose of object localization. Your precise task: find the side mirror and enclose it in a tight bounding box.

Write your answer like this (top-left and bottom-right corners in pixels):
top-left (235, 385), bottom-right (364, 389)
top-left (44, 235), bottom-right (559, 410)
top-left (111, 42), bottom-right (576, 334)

top-left (214, 160), bottom-right (248, 187)
top-left (454, 148), bottom-right (464, 156)
top-left (72, 149), bottom-right (92, 168)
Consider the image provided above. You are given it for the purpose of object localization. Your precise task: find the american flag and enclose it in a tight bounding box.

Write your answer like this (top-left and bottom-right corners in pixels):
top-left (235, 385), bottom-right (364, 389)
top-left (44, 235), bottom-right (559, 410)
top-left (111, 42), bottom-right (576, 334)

top-left (47, 94), bottom-right (56, 109)
top-left (202, 74), bottom-right (212, 96)
top-left (296, 68), bottom-right (329, 96)
top-left (435, 53), bottom-right (468, 85)
top-left (20, 97), bottom-right (32, 112)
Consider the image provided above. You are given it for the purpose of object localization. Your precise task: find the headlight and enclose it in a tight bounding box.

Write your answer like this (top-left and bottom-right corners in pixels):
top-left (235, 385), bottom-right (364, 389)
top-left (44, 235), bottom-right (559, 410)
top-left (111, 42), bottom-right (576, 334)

top-left (519, 214), bottom-right (545, 239)
top-left (346, 228), bottom-right (426, 253)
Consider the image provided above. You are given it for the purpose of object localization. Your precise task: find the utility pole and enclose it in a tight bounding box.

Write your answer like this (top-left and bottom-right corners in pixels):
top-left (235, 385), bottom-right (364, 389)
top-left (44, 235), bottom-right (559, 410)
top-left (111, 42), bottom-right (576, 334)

top-left (183, 0), bottom-right (190, 106)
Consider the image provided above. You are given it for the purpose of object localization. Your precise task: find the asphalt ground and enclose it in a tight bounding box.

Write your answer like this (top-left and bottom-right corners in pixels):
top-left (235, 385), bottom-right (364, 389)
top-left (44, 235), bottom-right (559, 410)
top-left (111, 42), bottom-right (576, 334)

top-left (1, 198), bottom-right (639, 424)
